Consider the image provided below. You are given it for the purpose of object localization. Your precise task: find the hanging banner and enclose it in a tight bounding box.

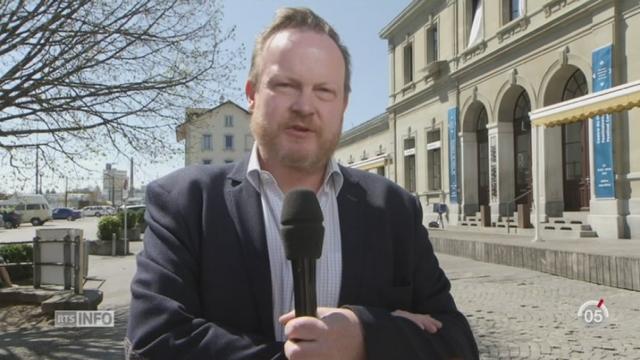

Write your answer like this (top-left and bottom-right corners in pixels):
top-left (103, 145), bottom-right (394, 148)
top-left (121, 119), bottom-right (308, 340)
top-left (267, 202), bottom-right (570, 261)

top-left (448, 107), bottom-right (459, 203)
top-left (592, 44), bottom-right (615, 198)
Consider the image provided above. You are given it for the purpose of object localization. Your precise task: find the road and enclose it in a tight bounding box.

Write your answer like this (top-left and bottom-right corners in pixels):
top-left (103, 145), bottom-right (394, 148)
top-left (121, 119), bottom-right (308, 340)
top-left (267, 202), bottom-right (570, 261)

top-left (0, 217), bottom-right (101, 245)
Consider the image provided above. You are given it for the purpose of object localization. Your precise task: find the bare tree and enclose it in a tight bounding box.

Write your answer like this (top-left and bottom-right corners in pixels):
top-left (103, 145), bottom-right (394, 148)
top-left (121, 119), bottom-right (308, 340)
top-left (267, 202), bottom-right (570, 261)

top-left (0, 0), bottom-right (243, 179)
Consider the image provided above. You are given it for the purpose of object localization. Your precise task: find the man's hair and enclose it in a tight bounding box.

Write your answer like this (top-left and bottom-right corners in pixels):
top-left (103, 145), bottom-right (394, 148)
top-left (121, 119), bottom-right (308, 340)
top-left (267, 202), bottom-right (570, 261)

top-left (248, 7), bottom-right (351, 94)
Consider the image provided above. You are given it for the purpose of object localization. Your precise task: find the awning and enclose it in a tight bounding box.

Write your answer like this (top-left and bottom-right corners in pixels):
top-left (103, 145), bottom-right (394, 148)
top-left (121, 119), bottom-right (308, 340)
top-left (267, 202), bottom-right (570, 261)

top-left (346, 153), bottom-right (389, 171)
top-left (530, 79), bottom-right (640, 127)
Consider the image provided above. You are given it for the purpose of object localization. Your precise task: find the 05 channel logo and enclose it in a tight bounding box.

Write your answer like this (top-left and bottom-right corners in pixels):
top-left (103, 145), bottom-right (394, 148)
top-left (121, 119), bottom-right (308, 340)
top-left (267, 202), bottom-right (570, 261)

top-left (55, 310), bottom-right (115, 327)
top-left (577, 299), bottom-right (609, 326)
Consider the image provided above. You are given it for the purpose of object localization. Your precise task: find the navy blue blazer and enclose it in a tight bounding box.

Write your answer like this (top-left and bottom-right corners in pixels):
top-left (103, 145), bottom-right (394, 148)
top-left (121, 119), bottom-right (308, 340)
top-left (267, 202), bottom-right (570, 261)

top-left (126, 156), bottom-right (478, 359)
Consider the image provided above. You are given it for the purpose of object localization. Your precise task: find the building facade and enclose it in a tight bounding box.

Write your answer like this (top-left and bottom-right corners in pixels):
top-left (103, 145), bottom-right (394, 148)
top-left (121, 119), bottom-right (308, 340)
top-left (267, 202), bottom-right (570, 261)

top-left (334, 113), bottom-right (394, 179)
top-left (103, 164), bottom-right (128, 206)
top-left (176, 100), bottom-right (253, 166)
top-left (348, 0), bottom-right (640, 238)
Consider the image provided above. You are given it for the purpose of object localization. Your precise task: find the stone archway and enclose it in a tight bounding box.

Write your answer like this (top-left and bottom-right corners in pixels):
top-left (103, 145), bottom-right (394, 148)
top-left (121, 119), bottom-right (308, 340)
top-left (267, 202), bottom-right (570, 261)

top-left (460, 101), bottom-right (490, 216)
top-left (542, 66), bottom-right (590, 215)
top-left (497, 86), bottom-right (532, 215)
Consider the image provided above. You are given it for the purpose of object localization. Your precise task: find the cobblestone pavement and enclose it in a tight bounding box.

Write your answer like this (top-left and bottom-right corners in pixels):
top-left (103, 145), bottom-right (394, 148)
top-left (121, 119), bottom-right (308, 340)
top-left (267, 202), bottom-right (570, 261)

top-left (2, 247), bottom-right (639, 359)
top-left (437, 253), bottom-right (640, 359)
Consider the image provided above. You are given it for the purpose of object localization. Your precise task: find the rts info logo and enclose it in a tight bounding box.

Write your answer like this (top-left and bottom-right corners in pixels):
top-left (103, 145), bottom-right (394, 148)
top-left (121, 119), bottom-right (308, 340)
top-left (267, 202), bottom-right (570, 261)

top-left (55, 310), bottom-right (115, 327)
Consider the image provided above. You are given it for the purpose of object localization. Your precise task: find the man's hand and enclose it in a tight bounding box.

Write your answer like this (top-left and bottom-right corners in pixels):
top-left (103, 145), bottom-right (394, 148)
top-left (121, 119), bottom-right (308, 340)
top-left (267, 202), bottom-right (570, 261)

top-left (392, 309), bottom-right (442, 333)
top-left (279, 307), bottom-right (365, 360)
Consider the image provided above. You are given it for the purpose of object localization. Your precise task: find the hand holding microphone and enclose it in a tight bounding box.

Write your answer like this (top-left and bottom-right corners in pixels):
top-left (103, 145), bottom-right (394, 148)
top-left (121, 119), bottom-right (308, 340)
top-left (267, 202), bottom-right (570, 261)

top-left (280, 188), bottom-right (324, 318)
top-left (279, 189), bottom-right (365, 360)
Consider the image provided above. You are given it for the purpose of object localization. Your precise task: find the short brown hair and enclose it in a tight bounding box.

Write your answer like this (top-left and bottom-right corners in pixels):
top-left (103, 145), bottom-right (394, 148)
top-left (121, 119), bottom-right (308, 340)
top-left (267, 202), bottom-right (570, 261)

top-left (248, 7), bottom-right (351, 94)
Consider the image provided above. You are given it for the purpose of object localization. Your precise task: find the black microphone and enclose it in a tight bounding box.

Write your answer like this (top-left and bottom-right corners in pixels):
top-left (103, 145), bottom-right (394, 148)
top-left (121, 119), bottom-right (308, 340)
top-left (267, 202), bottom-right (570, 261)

top-left (280, 188), bottom-right (324, 318)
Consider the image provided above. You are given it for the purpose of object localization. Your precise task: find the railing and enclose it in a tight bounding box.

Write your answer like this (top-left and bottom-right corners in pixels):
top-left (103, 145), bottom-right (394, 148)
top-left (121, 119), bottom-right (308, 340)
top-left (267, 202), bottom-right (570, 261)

top-left (0, 235), bottom-right (85, 294)
top-left (506, 189), bottom-right (533, 234)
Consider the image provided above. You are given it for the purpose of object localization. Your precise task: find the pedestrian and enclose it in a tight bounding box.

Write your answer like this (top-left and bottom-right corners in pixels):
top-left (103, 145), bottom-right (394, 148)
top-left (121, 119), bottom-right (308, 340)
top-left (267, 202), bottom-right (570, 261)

top-left (126, 7), bottom-right (478, 360)
top-left (0, 255), bottom-right (15, 287)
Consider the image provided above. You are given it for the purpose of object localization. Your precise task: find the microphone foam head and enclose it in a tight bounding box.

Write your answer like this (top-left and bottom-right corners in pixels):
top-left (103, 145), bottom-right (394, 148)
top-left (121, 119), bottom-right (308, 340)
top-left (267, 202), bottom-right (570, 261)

top-left (280, 188), bottom-right (324, 260)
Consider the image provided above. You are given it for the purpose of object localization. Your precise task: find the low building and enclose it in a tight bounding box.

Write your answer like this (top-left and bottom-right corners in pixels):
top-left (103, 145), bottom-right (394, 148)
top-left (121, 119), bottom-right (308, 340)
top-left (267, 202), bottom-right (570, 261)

top-left (176, 100), bottom-right (253, 166)
top-left (335, 113), bottom-right (393, 179)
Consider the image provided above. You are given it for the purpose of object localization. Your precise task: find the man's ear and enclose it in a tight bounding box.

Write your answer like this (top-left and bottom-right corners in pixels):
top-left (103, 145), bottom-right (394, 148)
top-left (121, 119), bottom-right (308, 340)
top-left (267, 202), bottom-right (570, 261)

top-left (343, 94), bottom-right (349, 113)
top-left (246, 80), bottom-right (256, 113)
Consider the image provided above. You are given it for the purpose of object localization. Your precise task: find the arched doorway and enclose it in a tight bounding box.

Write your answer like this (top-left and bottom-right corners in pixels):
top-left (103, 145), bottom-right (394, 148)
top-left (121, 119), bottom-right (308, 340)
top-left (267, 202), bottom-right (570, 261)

top-left (513, 91), bottom-right (532, 206)
top-left (561, 69), bottom-right (590, 210)
top-left (476, 108), bottom-right (489, 207)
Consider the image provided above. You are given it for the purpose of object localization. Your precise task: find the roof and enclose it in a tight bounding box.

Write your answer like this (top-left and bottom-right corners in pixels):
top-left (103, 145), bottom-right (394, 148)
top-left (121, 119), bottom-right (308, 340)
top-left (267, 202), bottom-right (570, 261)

top-left (176, 100), bottom-right (250, 141)
top-left (339, 112), bottom-right (389, 147)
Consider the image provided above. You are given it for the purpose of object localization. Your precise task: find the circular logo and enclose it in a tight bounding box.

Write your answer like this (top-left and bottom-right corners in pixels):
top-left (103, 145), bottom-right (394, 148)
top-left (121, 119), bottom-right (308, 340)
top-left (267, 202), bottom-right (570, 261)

top-left (577, 299), bottom-right (609, 327)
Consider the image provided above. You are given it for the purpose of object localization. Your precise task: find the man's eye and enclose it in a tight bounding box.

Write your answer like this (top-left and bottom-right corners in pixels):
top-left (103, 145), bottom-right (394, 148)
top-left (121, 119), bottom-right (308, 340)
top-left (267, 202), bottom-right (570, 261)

top-left (316, 88), bottom-right (336, 100)
top-left (276, 83), bottom-right (293, 88)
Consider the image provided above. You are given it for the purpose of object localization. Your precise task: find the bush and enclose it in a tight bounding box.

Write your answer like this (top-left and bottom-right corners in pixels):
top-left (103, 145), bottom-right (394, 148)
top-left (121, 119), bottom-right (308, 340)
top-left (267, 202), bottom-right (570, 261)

top-left (117, 210), bottom-right (137, 230)
top-left (135, 210), bottom-right (147, 232)
top-left (0, 244), bottom-right (33, 282)
top-left (97, 216), bottom-right (122, 241)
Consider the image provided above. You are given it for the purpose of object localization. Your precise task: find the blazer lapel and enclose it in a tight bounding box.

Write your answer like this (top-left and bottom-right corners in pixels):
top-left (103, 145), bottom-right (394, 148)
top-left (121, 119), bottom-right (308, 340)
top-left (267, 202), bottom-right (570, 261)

top-left (224, 157), bottom-right (275, 340)
top-left (337, 167), bottom-right (367, 306)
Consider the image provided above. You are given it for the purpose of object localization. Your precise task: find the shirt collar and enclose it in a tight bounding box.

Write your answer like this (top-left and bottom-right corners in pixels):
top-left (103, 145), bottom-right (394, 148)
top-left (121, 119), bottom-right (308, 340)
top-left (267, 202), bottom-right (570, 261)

top-left (246, 143), bottom-right (343, 195)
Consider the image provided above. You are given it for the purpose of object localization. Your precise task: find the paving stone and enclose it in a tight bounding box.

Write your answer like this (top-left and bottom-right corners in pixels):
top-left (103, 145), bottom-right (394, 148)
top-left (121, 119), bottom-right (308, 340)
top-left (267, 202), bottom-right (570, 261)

top-left (438, 253), bottom-right (640, 359)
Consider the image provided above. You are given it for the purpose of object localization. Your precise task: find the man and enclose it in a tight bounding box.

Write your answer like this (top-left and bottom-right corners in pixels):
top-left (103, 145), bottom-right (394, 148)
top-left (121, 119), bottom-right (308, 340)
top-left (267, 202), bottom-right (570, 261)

top-left (126, 7), bottom-right (478, 360)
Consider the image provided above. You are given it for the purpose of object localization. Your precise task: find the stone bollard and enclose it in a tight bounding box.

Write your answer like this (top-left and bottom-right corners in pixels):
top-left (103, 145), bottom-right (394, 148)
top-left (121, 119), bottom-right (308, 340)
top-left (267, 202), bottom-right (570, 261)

top-left (112, 233), bottom-right (116, 256)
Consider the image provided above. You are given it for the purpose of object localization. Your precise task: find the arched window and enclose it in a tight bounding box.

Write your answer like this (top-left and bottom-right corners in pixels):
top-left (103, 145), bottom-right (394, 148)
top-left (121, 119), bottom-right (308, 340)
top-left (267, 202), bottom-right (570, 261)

top-left (562, 69), bottom-right (588, 101)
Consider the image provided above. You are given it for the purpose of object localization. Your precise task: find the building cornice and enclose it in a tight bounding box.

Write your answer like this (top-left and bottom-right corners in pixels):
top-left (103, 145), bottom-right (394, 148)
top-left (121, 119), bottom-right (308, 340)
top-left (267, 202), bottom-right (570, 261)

top-left (339, 113), bottom-right (389, 146)
top-left (379, 0), bottom-right (424, 39)
top-left (386, 0), bottom-right (612, 113)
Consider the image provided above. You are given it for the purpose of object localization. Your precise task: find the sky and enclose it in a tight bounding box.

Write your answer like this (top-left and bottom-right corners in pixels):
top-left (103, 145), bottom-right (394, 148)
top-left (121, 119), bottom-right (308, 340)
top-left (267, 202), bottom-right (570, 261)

top-left (1, 0), bottom-right (411, 193)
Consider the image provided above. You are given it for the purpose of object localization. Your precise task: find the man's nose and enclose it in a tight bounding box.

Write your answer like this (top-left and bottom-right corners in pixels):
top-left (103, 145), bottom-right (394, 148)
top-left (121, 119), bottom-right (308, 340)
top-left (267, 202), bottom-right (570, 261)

top-left (290, 88), bottom-right (315, 116)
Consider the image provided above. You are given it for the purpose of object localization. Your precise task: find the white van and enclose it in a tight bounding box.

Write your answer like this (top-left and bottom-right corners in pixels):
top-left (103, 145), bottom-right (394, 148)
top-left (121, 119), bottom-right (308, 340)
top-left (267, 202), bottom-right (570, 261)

top-left (0, 194), bottom-right (52, 226)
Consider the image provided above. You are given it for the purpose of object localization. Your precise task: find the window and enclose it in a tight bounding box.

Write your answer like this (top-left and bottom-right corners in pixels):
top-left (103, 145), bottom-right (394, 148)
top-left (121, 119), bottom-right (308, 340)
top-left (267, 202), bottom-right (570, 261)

top-left (202, 159), bottom-right (212, 165)
top-left (427, 130), bottom-right (442, 191)
top-left (225, 135), bottom-right (234, 150)
top-left (404, 137), bottom-right (416, 193)
top-left (26, 204), bottom-right (40, 210)
top-left (224, 159), bottom-right (234, 164)
top-left (224, 115), bottom-right (234, 127)
top-left (202, 134), bottom-right (212, 151)
top-left (245, 134), bottom-right (254, 151)
top-left (403, 43), bottom-right (413, 84)
top-left (427, 24), bottom-right (438, 63)
top-left (502, 0), bottom-right (523, 23)
top-left (468, 0), bottom-right (483, 47)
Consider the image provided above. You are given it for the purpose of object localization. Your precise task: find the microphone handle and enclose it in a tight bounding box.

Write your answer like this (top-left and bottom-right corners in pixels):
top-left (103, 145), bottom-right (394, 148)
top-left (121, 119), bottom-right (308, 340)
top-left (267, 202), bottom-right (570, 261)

top-left (291, 258), bottom-right (317, 317)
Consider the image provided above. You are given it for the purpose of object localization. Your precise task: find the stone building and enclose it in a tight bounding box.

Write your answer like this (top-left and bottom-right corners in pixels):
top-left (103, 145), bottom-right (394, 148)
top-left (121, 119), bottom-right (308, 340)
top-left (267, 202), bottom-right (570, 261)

top-left (339, 0), bottom-right (640, 238)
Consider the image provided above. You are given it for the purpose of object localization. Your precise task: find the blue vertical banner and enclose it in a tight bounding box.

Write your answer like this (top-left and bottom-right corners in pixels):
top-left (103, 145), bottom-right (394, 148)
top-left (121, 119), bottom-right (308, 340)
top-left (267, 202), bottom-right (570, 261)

top-left (592, 44), bottom-right (615, 198)
top-left (448, 107), bottom-right (459, 203)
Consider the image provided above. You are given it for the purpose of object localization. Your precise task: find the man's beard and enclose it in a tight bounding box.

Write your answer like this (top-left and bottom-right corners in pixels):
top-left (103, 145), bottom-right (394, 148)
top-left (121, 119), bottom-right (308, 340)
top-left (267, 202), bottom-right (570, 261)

top-left (251, 114), bottom-right (340, 172)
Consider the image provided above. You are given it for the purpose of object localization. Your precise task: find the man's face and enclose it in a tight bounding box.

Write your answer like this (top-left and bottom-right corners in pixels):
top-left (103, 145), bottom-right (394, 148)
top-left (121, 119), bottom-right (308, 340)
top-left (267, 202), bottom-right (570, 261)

top-left (246, 29), bottom-right (348, 172)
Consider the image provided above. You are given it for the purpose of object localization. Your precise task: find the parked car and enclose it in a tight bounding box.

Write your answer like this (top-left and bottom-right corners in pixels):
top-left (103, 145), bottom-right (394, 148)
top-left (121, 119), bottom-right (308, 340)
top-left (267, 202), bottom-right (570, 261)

top-left (52, 207), bottom-right (82, 221)
top-left (81, 206), bottom-right (115, 217)
top-left (0, 195), bottom-right (52, 226)
top-left (1, 210), bottom-right (22, 229)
